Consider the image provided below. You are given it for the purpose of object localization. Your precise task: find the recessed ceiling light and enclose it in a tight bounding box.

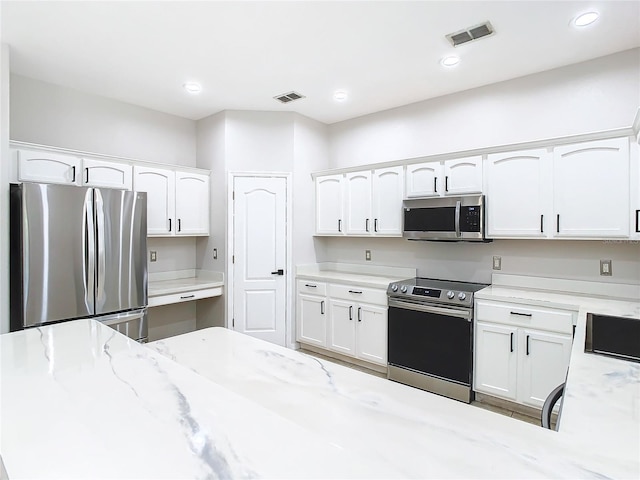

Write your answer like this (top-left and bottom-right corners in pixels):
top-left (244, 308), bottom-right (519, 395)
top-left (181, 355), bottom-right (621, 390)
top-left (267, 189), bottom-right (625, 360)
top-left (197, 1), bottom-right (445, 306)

top-left (573, 11), bottom-right (599, 27)
top-left (183, 82), bottom-right (202, 94)
top-left (333, 90), bottom-right (348, 101)
top-left (441, 56), bottom-right (460, 67)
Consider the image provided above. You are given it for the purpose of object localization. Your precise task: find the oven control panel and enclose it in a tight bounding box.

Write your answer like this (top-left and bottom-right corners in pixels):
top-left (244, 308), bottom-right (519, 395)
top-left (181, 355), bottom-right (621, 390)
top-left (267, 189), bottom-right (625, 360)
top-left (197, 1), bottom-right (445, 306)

top-left (387, 281), bottom-right (477, 308)
top-left (412, 287), bottom-right (441, 298)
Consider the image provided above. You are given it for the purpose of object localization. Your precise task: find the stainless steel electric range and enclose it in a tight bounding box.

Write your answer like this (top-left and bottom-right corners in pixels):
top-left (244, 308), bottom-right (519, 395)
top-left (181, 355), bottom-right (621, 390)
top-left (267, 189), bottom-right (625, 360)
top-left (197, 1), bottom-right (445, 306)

top-left (387, 278), bottom-right (489, 403)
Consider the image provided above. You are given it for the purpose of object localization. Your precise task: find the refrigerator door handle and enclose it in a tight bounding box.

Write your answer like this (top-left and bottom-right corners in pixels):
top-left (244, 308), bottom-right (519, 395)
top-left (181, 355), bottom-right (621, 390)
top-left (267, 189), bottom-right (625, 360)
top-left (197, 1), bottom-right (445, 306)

top-left (84, 188), bottom-right (96, 314)
top-left (95, 189), bottom-right (106, 307)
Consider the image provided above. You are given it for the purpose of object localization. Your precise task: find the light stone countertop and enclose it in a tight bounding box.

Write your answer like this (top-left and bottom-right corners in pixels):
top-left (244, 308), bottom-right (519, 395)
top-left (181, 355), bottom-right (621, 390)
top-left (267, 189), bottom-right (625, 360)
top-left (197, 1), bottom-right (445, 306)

top-left (296, 262), bottom-right (416, 289)
top-left (0, 320), bottom-right (401, 479)
top-left (148, 315), bottom-right (639, 479)
top-left (148, 269), bottom-right (224, 297)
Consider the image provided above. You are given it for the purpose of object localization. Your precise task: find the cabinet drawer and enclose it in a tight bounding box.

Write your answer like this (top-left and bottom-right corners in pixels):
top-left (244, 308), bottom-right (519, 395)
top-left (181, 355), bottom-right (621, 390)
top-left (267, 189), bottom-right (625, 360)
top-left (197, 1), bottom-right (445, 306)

top-left (476, 300), bottom-right (574, 334)
top-left (149, 287), bottom-right (222, 308)
top-left (329, 284), bottom-right (387, 305)
top-left (297, 280), bottom-right (327, 296)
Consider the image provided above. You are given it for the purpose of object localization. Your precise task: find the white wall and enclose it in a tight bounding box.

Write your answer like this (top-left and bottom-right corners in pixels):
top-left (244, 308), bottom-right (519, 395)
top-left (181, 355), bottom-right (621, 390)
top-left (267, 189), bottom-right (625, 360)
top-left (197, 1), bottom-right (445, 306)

top-left (322, 49), bottom-right (640, 286)
top-left (0, 44), bottom-right (11, 334)
top-left (10, 75), bottom-right (196, 166)
top-left (328, 49), bottom-right (640, 167)
top-left (195, 111), bottom-right (227, 329)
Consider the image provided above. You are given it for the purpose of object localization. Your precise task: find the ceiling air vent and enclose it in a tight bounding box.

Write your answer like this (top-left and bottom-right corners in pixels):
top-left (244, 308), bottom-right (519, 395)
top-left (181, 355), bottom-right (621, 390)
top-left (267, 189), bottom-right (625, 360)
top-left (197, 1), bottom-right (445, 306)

top-left (274, 91), bottom-right (306, 104)
top-left (446, 21), bottom-right (495, 47)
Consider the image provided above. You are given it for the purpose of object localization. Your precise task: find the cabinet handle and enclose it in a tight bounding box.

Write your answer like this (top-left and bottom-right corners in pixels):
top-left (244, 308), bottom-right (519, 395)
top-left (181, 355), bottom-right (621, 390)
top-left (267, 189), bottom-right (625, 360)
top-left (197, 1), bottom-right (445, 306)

top-left (445, 175), bottom-right (449, 192)
top-left (305, 284), bottom-right (317, 288)
top-left (320, 300), bottom-right (325, 315)
top-left (348, 290), bottom-right (362, 294)
top-left (168, 218), bottom-right (172, 232)
top-left (178, 219), bottom-right (182, 232)
top-left (510, 311), bottom-right (532, 317)
top-left (434, 177), bottom-right (437, 193)
top-left (636, 210), bottom-right (639, 233)
top-left (85, 168), bottom-right (89, 184)
top-left (366, 218), bottom-right (370, 232)
top-left (338, 219), bottom-right (342, 232)
top-left (526, 335), bottom-right (530, 355)
top-left (71, 166), bottom-right (76, 183)
top-left (374, 218), bottom-right (378, 232)
top-left (556, 214), bottom-right (560, 233)
top-left (349, 305), bottom-right (353, 320)
top-left (357, 307), bottom-right (362, 322)
top-left (180, 294), bottom-right (195, 300)
top-left (540, 214), bottom-right (544, 233)
top-left (510, 332), bottom-right (514, 353)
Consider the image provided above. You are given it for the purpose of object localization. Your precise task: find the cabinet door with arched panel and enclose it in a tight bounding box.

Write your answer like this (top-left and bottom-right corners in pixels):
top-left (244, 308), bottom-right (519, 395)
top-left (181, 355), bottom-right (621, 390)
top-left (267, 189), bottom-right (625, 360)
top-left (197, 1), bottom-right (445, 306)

top-left (133, 166), bottom-right (175, 236)
top-left (82, 158), bottom-right (133, 190)
top-left (405, 161), bottom-right (441, 198)
top-left (486, 148), bottom-right (551, 237)
top-left (175, 171), bottom-right (210, 235)
top-left (443, 156), bottom-right (483, 195)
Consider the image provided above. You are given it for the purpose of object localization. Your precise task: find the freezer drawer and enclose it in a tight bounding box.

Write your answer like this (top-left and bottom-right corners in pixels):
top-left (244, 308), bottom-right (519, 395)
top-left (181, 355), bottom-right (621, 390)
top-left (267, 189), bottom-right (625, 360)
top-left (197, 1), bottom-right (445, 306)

top-left (97, 309), bottom-right (148, 343)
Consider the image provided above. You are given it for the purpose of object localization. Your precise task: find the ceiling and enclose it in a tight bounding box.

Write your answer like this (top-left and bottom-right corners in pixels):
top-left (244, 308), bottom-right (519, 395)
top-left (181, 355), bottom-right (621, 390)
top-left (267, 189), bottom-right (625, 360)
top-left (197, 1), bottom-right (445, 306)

top-left (2, 1), bottom-right (639, 125)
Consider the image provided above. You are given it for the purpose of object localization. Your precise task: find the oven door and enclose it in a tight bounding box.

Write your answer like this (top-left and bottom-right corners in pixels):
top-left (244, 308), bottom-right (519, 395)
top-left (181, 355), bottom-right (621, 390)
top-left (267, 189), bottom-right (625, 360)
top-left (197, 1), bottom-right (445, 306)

top-left (388, 298), bottom-right (473, 386)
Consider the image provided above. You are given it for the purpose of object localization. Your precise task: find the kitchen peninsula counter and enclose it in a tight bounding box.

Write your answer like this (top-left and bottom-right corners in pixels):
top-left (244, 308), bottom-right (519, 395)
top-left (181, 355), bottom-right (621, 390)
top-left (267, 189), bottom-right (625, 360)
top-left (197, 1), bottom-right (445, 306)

top-left (2, 294), bottom-right (636, 479)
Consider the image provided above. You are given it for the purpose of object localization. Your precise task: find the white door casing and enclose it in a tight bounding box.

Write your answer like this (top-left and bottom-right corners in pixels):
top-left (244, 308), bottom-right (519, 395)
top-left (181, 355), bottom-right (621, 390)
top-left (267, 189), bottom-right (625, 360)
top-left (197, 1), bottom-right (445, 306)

top-left (232, 175), bottom-right (287, 346)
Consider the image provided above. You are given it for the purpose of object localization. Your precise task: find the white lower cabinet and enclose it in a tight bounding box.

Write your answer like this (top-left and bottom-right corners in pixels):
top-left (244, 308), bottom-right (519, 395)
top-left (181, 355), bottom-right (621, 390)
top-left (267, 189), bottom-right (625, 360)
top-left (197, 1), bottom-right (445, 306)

top-left (474, 299), bottom-right (574, 409)
top-left (519, 329), bottom-right (572, 408)
top-left (296, 281), bottom-right (328, 347)
top-left (474, 322), bottom-right (518, 401)
top-left (296, 279), bottom-right (388, 367)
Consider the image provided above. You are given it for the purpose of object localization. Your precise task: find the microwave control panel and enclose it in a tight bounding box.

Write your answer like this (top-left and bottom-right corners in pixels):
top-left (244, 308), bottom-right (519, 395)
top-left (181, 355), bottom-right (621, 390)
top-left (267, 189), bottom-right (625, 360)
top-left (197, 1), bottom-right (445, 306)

top-left (461, 206), bottom-right (481, 232)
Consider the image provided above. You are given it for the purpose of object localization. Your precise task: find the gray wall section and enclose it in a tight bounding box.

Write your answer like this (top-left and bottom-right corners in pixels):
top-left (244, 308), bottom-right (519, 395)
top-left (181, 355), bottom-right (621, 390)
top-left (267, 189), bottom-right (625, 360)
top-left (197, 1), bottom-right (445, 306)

top-left (328, 49), bottom-right (640, 167)
top-left (10, 75), bottom-right (197, 166)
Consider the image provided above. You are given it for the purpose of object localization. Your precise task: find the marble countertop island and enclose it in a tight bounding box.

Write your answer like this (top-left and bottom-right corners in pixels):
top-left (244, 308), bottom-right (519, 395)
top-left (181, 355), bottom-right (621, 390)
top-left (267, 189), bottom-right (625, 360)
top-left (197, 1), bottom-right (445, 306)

top-left (1, 281), bottom-right (638, 478)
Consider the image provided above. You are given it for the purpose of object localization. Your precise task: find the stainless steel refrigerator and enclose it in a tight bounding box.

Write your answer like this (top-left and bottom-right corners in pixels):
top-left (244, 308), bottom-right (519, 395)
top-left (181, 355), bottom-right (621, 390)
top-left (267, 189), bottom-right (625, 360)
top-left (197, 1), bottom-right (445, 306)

top-left (10, 182), bottom-right (148, 341)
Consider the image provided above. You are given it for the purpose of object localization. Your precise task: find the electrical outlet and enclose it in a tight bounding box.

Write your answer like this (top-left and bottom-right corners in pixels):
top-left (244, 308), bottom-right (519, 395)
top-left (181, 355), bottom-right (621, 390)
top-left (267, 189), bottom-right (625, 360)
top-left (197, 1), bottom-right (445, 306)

top-left (492, 256), bottom-right (502, 270)
top-left (365, 250), bottom-right (372, 261)
top-left (213, 248), bottom-right (218, 260)
top-left (600, 259), bottom-right (612, 276)
top-left (150, 251), bottom-right (157, 262)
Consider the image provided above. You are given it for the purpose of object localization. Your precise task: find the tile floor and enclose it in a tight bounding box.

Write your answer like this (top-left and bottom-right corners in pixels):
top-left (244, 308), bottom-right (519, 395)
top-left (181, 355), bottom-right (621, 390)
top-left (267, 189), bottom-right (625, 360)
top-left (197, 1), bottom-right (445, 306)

top-left (301, 349), bottom-right (550, 429)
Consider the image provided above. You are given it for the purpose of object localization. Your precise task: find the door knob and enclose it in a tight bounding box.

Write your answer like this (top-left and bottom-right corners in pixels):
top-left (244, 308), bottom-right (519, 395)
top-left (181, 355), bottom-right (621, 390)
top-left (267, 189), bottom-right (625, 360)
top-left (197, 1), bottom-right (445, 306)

top-left (271, 269), bottom-right (284, 275)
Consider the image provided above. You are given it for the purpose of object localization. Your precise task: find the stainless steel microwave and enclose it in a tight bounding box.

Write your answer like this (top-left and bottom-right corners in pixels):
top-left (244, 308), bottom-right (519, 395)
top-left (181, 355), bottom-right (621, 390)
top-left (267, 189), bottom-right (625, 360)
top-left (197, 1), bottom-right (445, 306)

top-left (403, 195), bottom-right (488, 242)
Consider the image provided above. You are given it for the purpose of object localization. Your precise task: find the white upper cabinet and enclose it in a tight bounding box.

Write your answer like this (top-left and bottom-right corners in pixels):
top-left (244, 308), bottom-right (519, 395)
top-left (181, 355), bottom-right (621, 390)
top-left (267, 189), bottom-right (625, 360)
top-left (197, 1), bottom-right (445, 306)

top-left (443, 157), bottom-right (483, 195)
top-left (175, 171), bottom-right (210, 235)
top-left (405, 162), bottom-right (441, 197)
top-left (405, 156), bottom-right (482, 198)
top-left (316, 167), bottom-right (403, 237)
top-left (134, 166), bottom-right (210, 237)
top-left (345, 171), bottom-right (372, 235)
top-left (133, 166), bottom-right (176, 236)
top-left (315, 174), bottom-right (344, 235)
top-left (487, 148), bottom-right (550, 237)
top-left (631, 141), bottom-right (640, 240)
top-left (372, 166), bottom-right (404, 235)
top-left (82, 158), bottom-right (133, 190)
top-left (17, 149), bottom-right (81, 185)
top-left (553, 138), bottom-right (630, 238)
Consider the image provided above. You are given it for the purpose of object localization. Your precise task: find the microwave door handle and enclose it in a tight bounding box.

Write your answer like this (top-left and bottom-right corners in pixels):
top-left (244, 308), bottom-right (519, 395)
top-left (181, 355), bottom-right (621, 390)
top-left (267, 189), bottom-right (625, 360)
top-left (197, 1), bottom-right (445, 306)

top-left (455, 200), bottom-right (461, 237)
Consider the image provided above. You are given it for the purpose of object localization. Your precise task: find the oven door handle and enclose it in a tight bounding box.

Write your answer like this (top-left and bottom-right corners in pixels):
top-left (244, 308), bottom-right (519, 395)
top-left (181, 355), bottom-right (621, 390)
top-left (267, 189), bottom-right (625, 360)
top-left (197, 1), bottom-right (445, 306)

top-left (388, 299), bottom-right (472, 321)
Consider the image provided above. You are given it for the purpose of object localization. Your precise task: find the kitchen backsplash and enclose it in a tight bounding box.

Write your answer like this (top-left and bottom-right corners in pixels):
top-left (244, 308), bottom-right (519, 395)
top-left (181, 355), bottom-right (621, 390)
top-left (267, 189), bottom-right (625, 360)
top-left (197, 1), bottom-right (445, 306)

top-left (147, 237), bottom-right (197, 274)
top-left (315, 237), bottom-right (640, 285)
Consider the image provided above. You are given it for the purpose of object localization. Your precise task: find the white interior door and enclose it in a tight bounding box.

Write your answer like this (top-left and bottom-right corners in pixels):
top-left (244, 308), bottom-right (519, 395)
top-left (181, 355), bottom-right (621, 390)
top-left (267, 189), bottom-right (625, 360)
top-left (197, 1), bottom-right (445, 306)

top-left (232, 176), bottom-right (287, 346)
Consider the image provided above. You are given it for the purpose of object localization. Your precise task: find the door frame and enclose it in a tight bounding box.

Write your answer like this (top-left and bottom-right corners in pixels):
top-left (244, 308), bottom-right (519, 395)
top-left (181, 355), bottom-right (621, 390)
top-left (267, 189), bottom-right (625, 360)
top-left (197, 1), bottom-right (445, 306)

top-left (226, 172), bottom-right (294, 348)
